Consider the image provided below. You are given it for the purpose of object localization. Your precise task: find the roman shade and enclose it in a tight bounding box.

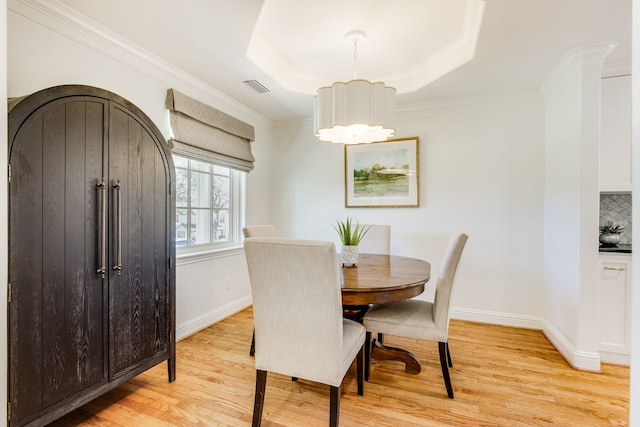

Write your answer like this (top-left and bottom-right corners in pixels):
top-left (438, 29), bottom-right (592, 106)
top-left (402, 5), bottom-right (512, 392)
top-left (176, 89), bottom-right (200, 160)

top-left (166, 89), bottom-right (256, 172)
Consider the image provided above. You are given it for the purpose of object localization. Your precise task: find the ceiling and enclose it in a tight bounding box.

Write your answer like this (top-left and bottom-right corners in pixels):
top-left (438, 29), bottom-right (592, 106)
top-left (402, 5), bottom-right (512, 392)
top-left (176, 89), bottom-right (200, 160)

top-left (55, 0), bottom-right (631, 122)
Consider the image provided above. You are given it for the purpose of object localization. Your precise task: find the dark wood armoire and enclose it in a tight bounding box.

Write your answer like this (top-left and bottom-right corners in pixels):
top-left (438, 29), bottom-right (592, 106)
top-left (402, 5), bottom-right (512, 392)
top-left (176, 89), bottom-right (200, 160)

top-left (7, 85), bottom-right (176, 426)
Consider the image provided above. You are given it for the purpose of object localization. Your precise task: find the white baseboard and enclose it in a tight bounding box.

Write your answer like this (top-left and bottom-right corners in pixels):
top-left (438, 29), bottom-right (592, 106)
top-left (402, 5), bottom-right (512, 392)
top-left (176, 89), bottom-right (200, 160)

top-left (599, 350), bottom-right (630, 366)
top-left (598, 342), bottom-right (630, 366)
top-left (451, 307), bottom-right (544, 330)
top-left (541, 319), bottom-right (601, 372)
top-left (176, 296), bottom-right (253, 341)
top-left (452, 307), bottom-right (602, 372)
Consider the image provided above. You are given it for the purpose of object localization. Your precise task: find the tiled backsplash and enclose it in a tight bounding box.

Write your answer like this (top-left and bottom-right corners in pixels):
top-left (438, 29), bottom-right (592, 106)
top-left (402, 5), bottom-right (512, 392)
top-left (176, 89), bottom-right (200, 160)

top-left (600, 193), bottom-right (632, 244)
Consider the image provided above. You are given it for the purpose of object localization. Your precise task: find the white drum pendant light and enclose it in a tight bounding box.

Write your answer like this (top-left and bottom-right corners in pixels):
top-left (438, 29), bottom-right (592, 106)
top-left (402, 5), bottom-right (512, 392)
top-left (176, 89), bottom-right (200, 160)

top-left (314, 30), bottom-right (396, 144)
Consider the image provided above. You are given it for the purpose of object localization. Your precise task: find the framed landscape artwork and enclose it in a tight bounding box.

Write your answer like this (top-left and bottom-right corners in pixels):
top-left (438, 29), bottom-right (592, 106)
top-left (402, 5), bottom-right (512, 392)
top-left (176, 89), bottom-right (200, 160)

top-left (344, 137), bottom-right (419, 208)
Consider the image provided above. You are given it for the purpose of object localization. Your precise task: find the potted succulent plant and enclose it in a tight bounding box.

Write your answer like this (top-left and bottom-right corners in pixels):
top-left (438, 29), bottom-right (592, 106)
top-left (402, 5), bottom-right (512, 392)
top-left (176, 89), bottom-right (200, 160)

top-left (599, 222), bottom-right (625, 246)
top-left (333, 217), bottom-right (370, 267)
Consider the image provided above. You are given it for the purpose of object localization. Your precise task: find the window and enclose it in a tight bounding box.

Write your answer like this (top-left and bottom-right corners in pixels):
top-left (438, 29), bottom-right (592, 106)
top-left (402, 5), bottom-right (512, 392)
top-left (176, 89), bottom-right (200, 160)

top-left (174, 153), bottom-right (244, 253)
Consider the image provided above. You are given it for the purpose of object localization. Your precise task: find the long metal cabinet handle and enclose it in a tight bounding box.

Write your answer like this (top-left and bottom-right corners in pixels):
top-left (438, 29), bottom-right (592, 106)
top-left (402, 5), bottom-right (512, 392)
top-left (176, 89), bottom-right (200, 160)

top-left (603, 266), bottom-right (625, 271)
top-left (113, 180), bottom-right (122, 275)
top-left (97, 178), bottom-right (106, 278)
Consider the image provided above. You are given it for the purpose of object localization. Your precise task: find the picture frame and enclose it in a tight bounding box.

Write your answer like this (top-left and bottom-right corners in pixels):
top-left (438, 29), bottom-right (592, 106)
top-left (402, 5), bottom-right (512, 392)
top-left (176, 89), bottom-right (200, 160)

top-left (344, 136), bottom-right (419, 208)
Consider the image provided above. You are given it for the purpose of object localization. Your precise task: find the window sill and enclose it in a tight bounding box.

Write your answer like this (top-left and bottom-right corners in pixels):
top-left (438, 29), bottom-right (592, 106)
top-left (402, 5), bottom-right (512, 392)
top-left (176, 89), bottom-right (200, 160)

top-left (176, 244), bottom-right (244, 266)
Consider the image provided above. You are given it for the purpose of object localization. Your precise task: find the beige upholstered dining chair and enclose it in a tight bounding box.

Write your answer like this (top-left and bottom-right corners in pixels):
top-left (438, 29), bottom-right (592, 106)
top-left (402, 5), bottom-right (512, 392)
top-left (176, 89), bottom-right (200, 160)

top-left (363, 232), bottom-right (468, 398)
top-left (244, 237), bottom-right (366, 427)
top-left (243, 225), bottom-right (278, 356)
top-left (243, 225), bottom-right (277, 238)
top-left (357, 224), bottom-right (391, 255)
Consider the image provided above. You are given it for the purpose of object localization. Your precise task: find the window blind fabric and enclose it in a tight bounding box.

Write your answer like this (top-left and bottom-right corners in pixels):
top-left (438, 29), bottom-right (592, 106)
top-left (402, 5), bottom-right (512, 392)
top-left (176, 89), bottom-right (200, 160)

top-left (166, 89), bottom-right (255, 171)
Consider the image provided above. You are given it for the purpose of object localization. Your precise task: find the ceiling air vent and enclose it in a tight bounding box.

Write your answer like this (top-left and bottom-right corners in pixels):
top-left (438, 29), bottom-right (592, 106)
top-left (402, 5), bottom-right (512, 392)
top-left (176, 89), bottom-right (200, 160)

top-left (243, 79), bottom-right (270, 94)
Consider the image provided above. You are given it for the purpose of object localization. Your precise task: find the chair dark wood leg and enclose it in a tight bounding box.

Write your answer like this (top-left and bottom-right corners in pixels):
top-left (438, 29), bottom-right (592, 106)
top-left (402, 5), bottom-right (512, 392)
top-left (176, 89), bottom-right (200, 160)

top-left (249, 328), bottom-right (256, 356)
top-left (252, 370), bottom-right (267, 426)
top-left (364, 331), bottom-right (371, 381)
top-left (438, 342), bottom-right (454, 398)
top-left (356, 344), bottom-right (364, 396)
top-left (330, 384), bottom-right (341, 427)
top-left (377, 333), bottom-right (384, 344)
top-left (446, 342), bottom-right (453, 368)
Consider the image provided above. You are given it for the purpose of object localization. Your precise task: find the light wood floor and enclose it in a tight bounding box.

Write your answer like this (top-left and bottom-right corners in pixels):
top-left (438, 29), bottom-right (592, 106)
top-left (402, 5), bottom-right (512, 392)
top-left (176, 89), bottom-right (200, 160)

top-left (50, 308), bottom-right (629, 426)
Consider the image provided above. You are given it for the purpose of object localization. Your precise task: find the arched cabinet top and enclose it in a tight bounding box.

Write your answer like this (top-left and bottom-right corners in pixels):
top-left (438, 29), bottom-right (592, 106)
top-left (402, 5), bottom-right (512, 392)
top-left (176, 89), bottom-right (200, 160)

top-left (8, 85), bottom-right (172, 169)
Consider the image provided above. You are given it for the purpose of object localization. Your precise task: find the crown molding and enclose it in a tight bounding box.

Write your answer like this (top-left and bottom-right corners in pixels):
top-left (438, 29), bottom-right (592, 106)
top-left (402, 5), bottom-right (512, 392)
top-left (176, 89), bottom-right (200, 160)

top-left (384, 0), bottom-right (485, 93)
top-left (8, 0), bottom-right (271, 126)
top-left (397, 91), bottom-right (543, 121)
top-left (602, 59), bottom-right (632, 78)
top-left (247, 0), bottom-right (485, 95)
top-left (540, 41), bottom-right (618, 100)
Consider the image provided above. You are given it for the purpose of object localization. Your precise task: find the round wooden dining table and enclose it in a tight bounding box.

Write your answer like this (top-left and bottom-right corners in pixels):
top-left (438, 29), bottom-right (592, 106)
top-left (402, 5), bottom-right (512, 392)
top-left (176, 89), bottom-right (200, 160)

top-left (340, 254), bottom-right (431, 306)
top-left (340, 253), bottom-right (431, 375)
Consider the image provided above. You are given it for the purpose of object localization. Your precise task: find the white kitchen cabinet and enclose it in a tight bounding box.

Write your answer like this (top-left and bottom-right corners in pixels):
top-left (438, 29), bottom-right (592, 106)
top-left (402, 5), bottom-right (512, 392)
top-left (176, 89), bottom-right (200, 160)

top-left (599, 75), bottom-right (632, 192)
top-left (597, 253), bottom-right (631, 365)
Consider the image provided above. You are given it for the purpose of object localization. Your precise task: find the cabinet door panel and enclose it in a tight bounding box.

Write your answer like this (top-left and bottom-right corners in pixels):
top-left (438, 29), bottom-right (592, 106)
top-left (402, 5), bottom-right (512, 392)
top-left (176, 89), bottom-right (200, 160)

top-left (597, 257), bottom-right (631, 355)
top-left (108, 104), bottom-right (170, 378)
top-left (600, 75), bottom-right (632, 191)
top-left (10, 111), bottom-right (45, 420)
top-left (9, 99), bottom-right (107, 421)
top-left (142, 129), bottom-right (169, 356)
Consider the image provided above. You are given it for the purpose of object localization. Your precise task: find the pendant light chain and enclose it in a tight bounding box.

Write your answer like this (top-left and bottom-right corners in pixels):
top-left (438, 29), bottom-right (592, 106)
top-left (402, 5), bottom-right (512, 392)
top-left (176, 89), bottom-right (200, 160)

top-left (352, 38), bottom-right (359, 79)
top-left (313, 29), bottom-right (397, 144)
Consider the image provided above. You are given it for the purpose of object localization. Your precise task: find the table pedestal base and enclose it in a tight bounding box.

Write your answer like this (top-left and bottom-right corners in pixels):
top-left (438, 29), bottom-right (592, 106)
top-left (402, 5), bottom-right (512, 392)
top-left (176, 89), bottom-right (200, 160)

top-left (369, 339), bottom-right (421, 376)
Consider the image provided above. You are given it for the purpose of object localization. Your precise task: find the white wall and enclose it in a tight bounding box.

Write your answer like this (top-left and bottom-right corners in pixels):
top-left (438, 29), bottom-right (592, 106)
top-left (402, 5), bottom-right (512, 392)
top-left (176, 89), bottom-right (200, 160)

top-left (6, 4), bottom-right (273, 344)
top-left (272, 94), bottom-right (546, 326)
top-left (542, 70), bottom-right (584, 360)
top-left (541, 43), bottom-right (615, 371)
